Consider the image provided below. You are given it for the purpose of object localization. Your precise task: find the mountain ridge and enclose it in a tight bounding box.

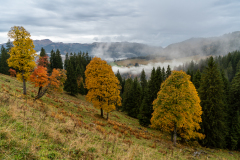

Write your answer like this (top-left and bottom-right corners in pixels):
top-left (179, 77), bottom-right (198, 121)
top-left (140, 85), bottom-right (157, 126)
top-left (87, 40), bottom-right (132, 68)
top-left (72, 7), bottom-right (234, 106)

top-left (2, 31), bottom-right (240, 61)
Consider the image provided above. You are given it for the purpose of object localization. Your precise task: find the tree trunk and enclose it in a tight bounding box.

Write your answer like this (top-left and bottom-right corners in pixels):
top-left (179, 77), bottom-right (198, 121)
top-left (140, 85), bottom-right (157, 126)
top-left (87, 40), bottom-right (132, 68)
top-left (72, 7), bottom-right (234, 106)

top-left (107, 112), bottom-right (109, 120)
top-left (22, 71), bottom-right (26, 95)
top-left (101, 108), bottom-right (103, 117)
top-left (38, 86), bottom-right (42, 96)
top-left (171, 131), bottom-right (174, 142)
top-left (173, 123), bottom-right (177, 147)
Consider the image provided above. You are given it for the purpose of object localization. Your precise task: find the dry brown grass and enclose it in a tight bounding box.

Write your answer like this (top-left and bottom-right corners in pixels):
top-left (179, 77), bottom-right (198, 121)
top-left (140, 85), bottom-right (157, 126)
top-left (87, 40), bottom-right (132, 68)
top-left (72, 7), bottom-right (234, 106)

top-left (0, 73), bottom-right (239, 159)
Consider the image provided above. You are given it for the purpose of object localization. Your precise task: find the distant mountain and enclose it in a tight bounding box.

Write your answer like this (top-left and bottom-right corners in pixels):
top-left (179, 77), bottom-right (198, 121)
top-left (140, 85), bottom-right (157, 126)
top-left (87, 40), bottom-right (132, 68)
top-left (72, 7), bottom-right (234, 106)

top-left (2, 31), bottom-right (240, 61)
top-left (33, 40), bottom-right (162, 61)
top-left (154, 31), bottom-right (240, 59)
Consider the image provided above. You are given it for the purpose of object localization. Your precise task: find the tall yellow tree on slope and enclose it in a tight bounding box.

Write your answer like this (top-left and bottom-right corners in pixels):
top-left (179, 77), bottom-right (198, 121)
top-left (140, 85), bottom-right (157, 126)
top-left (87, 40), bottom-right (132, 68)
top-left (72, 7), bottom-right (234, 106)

top-left (7, 26), bottom-right (37, 95)
top-left (85, 57), bottom-right (121, 118)
top-left (151, 70), bottom-right (204, 146)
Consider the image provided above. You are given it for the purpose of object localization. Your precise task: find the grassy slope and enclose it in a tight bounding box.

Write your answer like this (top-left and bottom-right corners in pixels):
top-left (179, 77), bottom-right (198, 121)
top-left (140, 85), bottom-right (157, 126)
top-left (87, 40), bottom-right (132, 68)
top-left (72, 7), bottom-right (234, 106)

top-left (0, 73), bottom-right (239, 160)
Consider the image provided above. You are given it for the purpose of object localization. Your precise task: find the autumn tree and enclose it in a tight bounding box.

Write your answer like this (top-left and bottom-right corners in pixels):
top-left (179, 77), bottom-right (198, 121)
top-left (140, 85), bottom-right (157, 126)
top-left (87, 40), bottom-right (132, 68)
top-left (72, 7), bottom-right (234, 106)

top-left (85, 57), bottom-right (121, 118)
top-left (9, 69), bottom-right (16, 77)
top-left (151, 71), bottom-right (204, 146)
top-left (7, 26), bottom-right (37, 95)
top-left (30, 67), bottom-right (66, 100)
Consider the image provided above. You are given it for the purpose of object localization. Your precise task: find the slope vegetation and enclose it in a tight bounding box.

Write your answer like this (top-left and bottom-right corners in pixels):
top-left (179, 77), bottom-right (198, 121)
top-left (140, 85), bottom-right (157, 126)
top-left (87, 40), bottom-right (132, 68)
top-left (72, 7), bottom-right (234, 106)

top-left (0, 73), bottom-right (239, 159)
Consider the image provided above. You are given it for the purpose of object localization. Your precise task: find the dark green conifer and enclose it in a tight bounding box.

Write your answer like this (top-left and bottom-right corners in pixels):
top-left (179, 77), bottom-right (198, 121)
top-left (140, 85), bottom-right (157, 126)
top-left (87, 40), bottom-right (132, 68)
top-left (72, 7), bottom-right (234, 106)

top-left (140, 69), bottom-right (147, 95)
top-left (162, 67), bottom-right (166, 81)
top-left (128, 77), bottom-right (142, 118)
top-left (192, 69), bottom-right (201, 89)
top-left (50, 50), bottom-right (56, 71)
top-left (138, 97), bottom-right (150, 126)
top-left (55, 49), bottom-right (63, 69)
top-left (6, 39), bottom-right (13, 53)
top-left (64, 61), bottom-right (78, 95)
top-left (198, 56), bottom-right (227, 148)
top-left (64, 53), bottom-right (69, 70)
top-left (228, 71), bottom-right (240, 150)
top-left (138, 67), bottom-right (157, 126)
top-left (166, 65), bottom-right (171, 78)
top-left (155, 66), bottom-right (162, 90)
top-left (0, 46), bottom-right (10, 75)
top-left (40, 47), bottom-right (46, 57)
top-left (122, 78), bottom-right (133, 112)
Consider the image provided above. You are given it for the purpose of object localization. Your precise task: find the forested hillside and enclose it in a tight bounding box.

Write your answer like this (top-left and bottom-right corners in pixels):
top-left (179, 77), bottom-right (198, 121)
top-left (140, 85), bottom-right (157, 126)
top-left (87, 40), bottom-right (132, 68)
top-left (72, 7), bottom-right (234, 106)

top-left (0, 26), bottom-right (240, 159)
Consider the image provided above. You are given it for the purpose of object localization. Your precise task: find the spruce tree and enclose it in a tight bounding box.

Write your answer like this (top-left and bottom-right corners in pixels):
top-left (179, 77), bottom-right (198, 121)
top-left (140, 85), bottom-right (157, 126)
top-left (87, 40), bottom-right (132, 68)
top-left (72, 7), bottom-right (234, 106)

top-left (138, 67), bottom-right (157, 126)
top-left (6, 39), bottom-right (13, 53)
top-left (155, 67), bottom-right (162, 96)
top-left (115, 70), bottom-right (123, 92)
top-left (126, 77), bottom-right (142, 118)
top-left (198, 56), bottom-right (227, 148)
top-left (64, 53), bottom-right (69, 70)
top-left (162, 67), bottom-right (166, 81)
top-left (122, 78), bottom-right (133, 112)
top-left (40, 47), bottom-right (46, 57)
top-left (236, 61), bottom-right (240, 73)
top-left (228, 71), bottom-right (240, 150)
top-left (50, 50), bottom-right (56, 71)
top-left (115, 70), bottom-right (123, 110)
top-left (192, 69), bottom-right (201, 90)
top-left (55, 49), bottom-right (63, 69)
top-left (140, 69), bottom-right (147, 95)
top-left (138, 96), bottom-right (150, 126)
top-left (166, 65), bottom-right (171, 78)
top-left (0, 46), bottom-right (10, 75)
top-left (64, 61), bottom-right (78, 95)
top-left (186, 69), bottom-right (194, 82)
top-left (227, 62), bottom-right (233, 82)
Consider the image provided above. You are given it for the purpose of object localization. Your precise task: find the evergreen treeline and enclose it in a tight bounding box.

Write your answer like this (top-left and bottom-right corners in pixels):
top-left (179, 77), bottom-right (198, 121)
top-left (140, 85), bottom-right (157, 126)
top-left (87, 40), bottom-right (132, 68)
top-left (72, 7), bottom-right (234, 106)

top-left (0, 40), bottom-right (12, 75)
top-left (63, 51), bottom-right (91, 95)
top-left (117, 65), bottom-right (171, 127)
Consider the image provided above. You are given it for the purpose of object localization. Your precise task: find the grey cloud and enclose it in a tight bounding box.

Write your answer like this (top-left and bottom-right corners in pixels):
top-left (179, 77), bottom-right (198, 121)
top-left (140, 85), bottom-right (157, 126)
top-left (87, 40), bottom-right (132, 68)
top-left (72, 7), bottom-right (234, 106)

top-left (1, 0), bottom-right (240, 47)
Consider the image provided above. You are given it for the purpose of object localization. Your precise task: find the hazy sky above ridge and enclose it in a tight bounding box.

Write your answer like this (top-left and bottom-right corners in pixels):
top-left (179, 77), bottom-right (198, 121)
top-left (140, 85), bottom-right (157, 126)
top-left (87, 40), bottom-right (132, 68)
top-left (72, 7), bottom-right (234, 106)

top-left (0, 0), bottom-right (240, 47)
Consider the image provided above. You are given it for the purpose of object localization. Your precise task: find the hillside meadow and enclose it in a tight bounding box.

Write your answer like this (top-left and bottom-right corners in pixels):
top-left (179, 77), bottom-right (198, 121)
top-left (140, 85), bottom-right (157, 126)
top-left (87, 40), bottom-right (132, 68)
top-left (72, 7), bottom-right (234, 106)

top-left (0, 73), bottom-right (239, 159)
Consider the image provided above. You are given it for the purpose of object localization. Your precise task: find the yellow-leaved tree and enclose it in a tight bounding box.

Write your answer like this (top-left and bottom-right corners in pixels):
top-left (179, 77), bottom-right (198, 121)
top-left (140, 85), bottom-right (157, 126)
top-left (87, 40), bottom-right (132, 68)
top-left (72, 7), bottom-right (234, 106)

top-left (151, 70), bottom-right (204, 146)
top-left (7, 26), bottom-right (37, 95)
top-left (85, 57), bottom-right (121, 119)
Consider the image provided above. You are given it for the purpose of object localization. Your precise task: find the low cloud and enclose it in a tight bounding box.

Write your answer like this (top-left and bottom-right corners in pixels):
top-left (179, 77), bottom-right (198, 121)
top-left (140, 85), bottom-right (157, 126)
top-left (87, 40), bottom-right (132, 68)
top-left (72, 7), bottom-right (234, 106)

top-left (112, 59), bottom-right (185, 75)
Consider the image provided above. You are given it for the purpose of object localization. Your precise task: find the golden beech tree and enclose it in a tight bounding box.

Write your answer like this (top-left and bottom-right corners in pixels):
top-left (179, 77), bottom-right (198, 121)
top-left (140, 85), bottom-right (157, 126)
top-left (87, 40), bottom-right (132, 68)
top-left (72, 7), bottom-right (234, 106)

top-left (150, 70), bottom-right (204, 146)
top-left (85, 57), bottom-right (121, 119)
top-left (7, 26), bottom-right (37, 95)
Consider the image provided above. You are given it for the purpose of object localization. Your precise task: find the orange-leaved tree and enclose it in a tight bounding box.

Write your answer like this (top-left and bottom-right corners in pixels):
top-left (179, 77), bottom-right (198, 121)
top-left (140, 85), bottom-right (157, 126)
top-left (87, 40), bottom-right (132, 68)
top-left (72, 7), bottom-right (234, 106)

top-left (7, 26), bottom-right (37, 95)
top-left (151, 70), bottom-right (204, 146)
top-left (8, 69), bottom-right (16, 77)
top-left (85, 57), bottom-right (121, 118)
top-left (30, 56), bottom-right (67, 100)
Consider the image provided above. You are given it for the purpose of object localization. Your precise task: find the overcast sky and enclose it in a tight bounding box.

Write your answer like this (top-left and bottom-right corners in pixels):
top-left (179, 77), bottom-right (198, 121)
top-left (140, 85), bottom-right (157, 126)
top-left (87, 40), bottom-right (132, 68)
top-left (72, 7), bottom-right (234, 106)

top-left (0, 0), bottom-right (240, 47)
